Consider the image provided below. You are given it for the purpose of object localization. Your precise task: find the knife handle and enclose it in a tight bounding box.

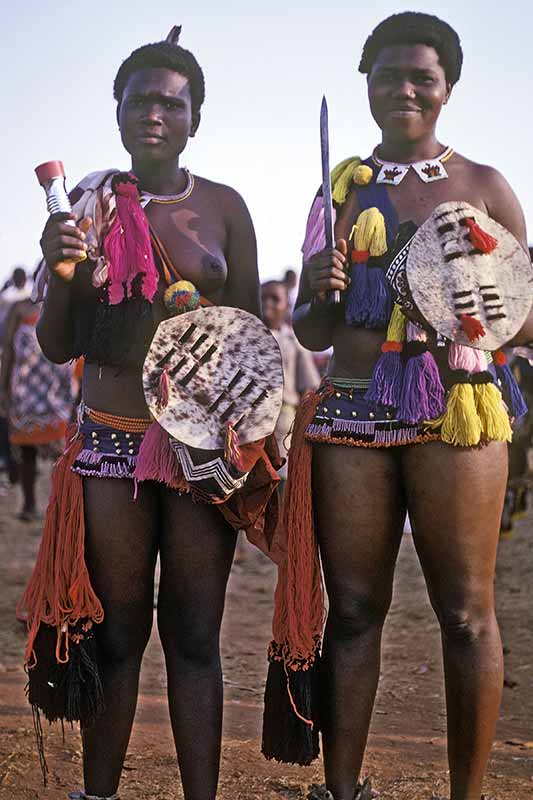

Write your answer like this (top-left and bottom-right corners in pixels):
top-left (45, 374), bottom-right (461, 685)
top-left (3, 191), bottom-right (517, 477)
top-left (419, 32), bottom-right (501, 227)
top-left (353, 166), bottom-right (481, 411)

top-left (326, 290), bottom-right (341, 305)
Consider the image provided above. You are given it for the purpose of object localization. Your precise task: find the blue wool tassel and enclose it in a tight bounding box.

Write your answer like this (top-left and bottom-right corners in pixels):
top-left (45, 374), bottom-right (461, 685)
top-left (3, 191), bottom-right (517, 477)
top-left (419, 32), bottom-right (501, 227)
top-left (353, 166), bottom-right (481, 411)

top-left (367, 268), bottom-right (393, 328)
top-left (496, 363), bottom-right (528, 420)
top-left (345, 262), bottom-right (370, 326)
top-left (365, 349), bottom-right (403, 408)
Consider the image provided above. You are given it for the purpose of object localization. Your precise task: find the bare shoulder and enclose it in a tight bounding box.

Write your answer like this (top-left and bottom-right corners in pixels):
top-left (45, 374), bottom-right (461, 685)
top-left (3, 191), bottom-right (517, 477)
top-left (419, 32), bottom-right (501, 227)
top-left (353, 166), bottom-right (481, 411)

top-left (451, 152), bottom-right (527, 247)
top-left (192, 175), bottom-right (250, 217)
top-left (452, 152), bottom-right (515, 198)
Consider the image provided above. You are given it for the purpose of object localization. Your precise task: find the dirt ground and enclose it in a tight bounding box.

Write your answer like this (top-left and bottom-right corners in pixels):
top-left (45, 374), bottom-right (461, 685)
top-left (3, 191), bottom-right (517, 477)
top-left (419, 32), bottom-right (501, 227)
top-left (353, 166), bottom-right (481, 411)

top-left (0, 470), bottom-right (532, 800)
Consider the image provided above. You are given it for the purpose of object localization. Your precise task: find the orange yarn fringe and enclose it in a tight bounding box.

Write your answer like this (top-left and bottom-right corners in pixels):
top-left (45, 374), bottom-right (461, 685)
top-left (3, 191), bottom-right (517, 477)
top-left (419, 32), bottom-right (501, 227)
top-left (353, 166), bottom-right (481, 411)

top-left (271, 387), bottom-right (331, 666)
top-left (17, 427), bottom-right (104, 667)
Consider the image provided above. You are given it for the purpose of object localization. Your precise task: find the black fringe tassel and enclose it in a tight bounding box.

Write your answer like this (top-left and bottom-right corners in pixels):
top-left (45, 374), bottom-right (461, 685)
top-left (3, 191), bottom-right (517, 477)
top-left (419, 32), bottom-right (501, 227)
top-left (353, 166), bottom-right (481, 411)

top-left (261, 653), bottom-right (321, 765)
top-left (27, 622), bottom-right (105, 727)
top-left (26, 622), bottom-right (106, 784)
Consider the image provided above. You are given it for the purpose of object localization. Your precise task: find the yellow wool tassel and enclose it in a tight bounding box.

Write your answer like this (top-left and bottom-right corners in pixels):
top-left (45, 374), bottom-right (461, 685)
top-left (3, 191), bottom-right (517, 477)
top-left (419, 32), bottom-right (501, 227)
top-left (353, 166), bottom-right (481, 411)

top-left (331, 156), bottom-right (362, 205)
top-left (474, 383), bottom-right (512, 442)
top-left (386, 304), bottom-right (407, 343)
top-left (440, 383), bottom-right (482, 447)
top-left (353, 164), bottom-right (373, 186)
top-left (354, 207), bottom-right (387, 257)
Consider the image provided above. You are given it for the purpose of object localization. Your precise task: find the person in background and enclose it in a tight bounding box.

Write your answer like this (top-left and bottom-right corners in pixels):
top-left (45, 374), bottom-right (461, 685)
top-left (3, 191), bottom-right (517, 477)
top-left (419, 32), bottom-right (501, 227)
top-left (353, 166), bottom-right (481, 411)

top-left (283, 268), bottom-right (299, 317)
top-left (0, 268), bottom-right (31, 333)
top-left (0, 295), bottom-right (74, 519)
top-left (0, 267), bottom-right (32, 481)
top-left (500, 247), bottom-right (533, 536)
top-left (262, 280), bottom-right (320, 488)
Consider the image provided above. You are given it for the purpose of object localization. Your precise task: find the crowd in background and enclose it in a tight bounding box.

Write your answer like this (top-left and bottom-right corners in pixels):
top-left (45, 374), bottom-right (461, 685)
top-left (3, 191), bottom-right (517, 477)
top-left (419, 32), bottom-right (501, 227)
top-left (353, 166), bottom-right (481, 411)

top-left (0, 261), bottom-right (531, 534)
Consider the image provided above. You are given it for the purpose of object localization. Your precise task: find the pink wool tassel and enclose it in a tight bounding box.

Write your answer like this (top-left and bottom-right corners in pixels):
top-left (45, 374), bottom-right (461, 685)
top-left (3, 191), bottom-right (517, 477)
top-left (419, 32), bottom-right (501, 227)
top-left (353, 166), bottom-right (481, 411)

top-left (301, 195), bottom-right (337, 261)
top-left (448, 342), bottom-right (487, 373)
top-left (133, 421), bottom-right (184, 488)
top-left (103, 173), bottom-right (159, 305)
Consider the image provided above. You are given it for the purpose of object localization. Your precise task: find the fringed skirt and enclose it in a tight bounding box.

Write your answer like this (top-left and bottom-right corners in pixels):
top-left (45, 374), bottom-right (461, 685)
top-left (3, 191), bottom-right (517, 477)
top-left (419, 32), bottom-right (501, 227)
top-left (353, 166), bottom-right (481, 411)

top-left (305, 377), bottom-right (440, 448)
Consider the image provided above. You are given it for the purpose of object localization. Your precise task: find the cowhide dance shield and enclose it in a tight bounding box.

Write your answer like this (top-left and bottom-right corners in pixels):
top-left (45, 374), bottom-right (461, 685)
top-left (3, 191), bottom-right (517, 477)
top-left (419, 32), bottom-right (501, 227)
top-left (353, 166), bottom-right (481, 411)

top-left (143, 307), bottom-right (284, 448)
top-left (406, 201), bottom-right (533, 350)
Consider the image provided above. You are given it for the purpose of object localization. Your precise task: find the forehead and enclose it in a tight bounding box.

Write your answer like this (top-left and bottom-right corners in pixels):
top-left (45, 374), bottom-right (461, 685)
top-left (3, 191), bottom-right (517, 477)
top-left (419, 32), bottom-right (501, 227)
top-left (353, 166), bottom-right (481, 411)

top-left (262, 284), bottom-right (287, 301)
top-left (123, 67), bottom-right (191, 98)
top-left (372, 43), bottom-right (443, 73)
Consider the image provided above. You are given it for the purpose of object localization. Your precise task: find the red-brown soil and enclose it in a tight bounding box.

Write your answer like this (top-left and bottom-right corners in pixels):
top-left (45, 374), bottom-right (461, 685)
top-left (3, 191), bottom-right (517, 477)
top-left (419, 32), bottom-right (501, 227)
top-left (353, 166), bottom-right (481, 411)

top-left (0, 472), bottom-right (532, 799)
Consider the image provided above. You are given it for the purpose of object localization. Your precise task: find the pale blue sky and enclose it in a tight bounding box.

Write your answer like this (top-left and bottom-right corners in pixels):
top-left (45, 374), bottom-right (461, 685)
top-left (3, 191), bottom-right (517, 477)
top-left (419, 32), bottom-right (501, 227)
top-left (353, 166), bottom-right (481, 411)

top-left (2, 0), bottom-right (532, 285)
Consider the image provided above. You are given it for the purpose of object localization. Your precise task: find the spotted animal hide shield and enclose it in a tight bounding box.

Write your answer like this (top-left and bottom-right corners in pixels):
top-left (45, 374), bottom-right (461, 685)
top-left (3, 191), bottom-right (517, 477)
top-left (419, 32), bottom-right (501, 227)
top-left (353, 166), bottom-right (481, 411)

top-left (406, 201), bottom-right (533, 350)
top-left (143, 307), bottom-right (284, 448)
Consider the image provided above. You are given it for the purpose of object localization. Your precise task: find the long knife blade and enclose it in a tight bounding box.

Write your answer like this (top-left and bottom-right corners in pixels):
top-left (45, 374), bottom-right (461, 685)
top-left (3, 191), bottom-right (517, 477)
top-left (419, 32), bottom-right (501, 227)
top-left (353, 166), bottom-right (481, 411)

top-left (320, 96), bottom-right (340, 304)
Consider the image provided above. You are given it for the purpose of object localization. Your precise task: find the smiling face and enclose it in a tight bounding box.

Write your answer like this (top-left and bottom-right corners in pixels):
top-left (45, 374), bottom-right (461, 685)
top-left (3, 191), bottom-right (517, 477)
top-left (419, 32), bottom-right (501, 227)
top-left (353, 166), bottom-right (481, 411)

top-left (367, 44), bottom-right (451, 144)
top-left (118, 67), bottom-right (200, 166)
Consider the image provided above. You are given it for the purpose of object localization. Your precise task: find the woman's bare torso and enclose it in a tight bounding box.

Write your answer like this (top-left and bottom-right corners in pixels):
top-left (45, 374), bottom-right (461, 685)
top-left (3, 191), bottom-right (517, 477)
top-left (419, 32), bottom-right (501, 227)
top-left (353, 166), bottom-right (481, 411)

top-left (328, 153), bottom-right (495, 378)
top-left (81, 176), bottom-right (231, 417)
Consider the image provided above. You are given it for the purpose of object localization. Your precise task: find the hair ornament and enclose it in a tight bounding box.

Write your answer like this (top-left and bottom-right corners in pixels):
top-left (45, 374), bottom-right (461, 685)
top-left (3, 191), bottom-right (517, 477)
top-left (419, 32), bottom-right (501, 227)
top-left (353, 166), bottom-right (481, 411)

top-left (166, 25), bottom-right (182, 46)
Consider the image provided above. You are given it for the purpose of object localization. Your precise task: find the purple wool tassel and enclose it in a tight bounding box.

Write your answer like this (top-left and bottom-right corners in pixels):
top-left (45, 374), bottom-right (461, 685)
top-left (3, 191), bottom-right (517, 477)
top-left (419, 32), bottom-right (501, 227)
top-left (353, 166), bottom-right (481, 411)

top-left (399, 350), bottom-right (446, 424)
top-left (367, 267), bottom-right (393, 328)
top-left (345, 262), bottom-right (370, 326)
top-left (496, 363), bottom-right (528, 421)
top-left (365, 348), bottom-right (403, 408)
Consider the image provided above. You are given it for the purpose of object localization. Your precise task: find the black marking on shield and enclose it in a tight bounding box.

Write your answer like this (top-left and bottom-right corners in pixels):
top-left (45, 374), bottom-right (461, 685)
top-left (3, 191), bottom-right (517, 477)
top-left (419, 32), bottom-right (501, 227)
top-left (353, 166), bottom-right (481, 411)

top-left (199, 345), bottom-right (217, 364)
top-left (438, 222), bottom-right (454, 235)
top-left (209, 392), bottom-right (225, 413)
top-left (179, 364), bottom-right (200, 386)
top-left (220, 401), bottom-right (237, 423)
top-left (179, 324), bottom-right (197, 344)
top-left (169, 357), bottom-right (187, 378)
top-left (156, 348), bottom-right (175, 368)
top-left (251, 389), bottom-right (269, 408)
top-left (190, 333), bottom-right (209, 355)
top-left (227, 370), bottom-right (245, 391)
top-left (238, 380), bottom-right (256, 397)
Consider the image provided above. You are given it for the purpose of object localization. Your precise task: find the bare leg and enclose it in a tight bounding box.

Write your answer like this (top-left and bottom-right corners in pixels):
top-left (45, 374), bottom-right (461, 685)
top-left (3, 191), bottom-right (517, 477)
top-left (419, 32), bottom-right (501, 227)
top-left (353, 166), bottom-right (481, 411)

top-left (403, 441), bottom-right (507, 800)
top-left (314, 444), bottom-right (406, 800)
top-left (20, 445), bottom-right (37, 513)
top-left (157, 491), bottom-right (237, 800)
top-left (82, 478), bottom-right (159, 797)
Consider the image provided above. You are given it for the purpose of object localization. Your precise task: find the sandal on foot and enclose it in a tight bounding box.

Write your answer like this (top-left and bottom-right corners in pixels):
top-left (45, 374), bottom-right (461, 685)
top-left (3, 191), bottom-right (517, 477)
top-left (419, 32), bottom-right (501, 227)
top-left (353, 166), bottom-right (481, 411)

top-left (308, 779), bottom-right (378, 800)
top-left (308, 786), bottom-right (334, 800)
top-left (68, 793), bottom-right (120, 800)
top-left (355, 779), bottom-right (379, 800)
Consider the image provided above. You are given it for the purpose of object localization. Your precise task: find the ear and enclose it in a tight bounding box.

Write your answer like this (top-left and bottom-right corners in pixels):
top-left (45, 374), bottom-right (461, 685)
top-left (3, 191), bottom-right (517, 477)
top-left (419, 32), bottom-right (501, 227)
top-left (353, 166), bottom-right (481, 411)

top-left (443, 82), bottom-right (453, 105)
top-left (190, 112), bottom-right (201, 138)
top-left (116, 103), bottom-right (121, 127)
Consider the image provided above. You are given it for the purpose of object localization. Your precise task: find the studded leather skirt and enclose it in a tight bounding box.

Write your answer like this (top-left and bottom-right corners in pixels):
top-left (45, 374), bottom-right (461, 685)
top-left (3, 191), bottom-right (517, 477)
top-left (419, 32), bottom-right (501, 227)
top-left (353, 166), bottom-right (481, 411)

top-left (305, 378), bottom-right (440, 448)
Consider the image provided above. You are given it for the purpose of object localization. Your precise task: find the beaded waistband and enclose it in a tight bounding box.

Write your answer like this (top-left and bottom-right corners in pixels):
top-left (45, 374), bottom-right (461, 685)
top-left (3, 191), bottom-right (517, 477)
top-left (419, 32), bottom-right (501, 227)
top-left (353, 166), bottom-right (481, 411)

top-left (326, 376), bottom-right (372, 390)
top-left (80, 403), bottom-right (152, 434)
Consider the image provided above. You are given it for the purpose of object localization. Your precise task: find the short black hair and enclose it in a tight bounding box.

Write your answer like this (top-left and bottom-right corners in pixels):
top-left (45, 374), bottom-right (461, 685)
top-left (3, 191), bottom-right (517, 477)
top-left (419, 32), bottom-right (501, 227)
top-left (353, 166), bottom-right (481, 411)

top-left (12, 267), bottom-right (26, 288)
top-left (114, 41), bottom-right (205, 115)
top-left (262, 280), bottom-right (289, 294)
top-left (359, 12), bottom-right (463, 86)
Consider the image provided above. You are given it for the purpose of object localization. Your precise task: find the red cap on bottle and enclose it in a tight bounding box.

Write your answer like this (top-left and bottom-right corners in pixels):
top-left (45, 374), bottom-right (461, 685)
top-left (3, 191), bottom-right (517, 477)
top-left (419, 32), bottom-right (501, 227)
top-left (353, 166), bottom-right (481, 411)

top-left (35, 160), bottom-right (65, 184)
